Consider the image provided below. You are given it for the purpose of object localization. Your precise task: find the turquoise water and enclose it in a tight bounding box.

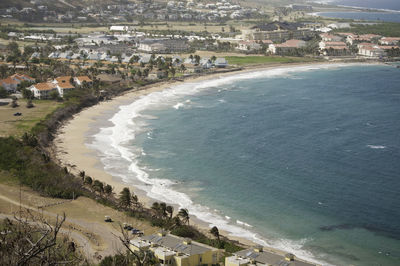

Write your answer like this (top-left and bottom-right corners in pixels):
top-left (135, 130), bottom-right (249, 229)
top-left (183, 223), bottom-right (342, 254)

top-left (91, 64), bottom-right (400, 265)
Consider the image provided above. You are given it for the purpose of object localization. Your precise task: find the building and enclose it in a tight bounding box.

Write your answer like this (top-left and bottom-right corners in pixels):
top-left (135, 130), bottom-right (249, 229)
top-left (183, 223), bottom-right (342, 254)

top-left (268, 39), bottom-right (306, 54)
top-left (0, 74), bottom-right (35, 93)
top-left (74, 76), bottom-right (93, 86)
top-left (130, 231), bottom-right (222, 266)
top-left (29, 82), bottom-right (57, 99)
top-left (148, 70), bottom-right (168, 80)
top-left (214, 58), bottom-right (228, 68)
top-left (358, 45), bottom-right (385, 57)
top-left (138, 39), bottom-right (189, 53)
top-left (225, 245), bottom-right (316, 266)
top-left (379, 37), bottom-right (400, 45)
top-left (243, 22), bottom-right (314, 42)
top-left (237, 41), bottom-right (262, 51)
top-left (319, 33), bottom-right (342, 42)
top-left (53, 76), bottom-right (75, 97)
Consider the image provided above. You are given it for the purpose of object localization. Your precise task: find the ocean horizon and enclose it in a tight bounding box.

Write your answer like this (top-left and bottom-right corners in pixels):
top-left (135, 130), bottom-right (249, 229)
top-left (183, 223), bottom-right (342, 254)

top-left (88, 63), bottom-right (400, 266)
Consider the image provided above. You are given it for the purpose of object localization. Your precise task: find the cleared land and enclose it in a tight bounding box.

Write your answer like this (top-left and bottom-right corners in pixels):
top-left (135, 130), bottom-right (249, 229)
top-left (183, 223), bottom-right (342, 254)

top-left (0, 99), bottom-right (62, 137)
top-left (0, 173), bottom-right (159, 262)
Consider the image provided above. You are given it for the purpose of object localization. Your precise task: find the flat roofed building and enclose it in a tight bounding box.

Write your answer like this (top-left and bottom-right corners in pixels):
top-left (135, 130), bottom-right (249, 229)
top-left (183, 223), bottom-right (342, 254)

top-left (226, 246), bottom-right (317, 266)
top-left (130, 231), bottom-right (222, 266)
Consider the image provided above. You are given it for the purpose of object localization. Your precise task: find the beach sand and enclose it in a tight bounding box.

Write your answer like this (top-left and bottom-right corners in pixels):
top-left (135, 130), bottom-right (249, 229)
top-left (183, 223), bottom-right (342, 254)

top-left (53, 61), bottom-right (366, 253)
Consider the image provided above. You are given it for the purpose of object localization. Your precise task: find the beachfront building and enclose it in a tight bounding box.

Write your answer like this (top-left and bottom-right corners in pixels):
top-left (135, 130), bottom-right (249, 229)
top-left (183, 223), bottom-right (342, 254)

top-left (242, 22), bottom-right (314, 42)
top-left (53, 76), bottom-right (75, 97)
top-left (268, 39), bottom-right (306, 54)
top-left (29, 82), bottom-right (57, 99)
top-left (74, 76), bottom-right (93, 87)
top-left (130, 231), bottom-right (222, 266)
top-left (225, 245), bottom-right (316, 266)
top-left (214, 57), bottom-right (228, 68)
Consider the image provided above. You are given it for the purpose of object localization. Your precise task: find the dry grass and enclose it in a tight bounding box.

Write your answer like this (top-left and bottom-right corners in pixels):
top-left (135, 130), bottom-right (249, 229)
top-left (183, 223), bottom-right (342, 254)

top-left (0, 99), bottom-right (62, 137)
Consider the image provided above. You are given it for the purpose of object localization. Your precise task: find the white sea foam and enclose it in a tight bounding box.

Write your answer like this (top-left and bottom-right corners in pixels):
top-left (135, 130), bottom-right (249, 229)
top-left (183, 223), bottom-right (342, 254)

top-left (173, 102), bottom-right (185, 109)
top-left (88, 63), bottom-right (359, 266)
top-left (367, 145), bottom-right (386, 149)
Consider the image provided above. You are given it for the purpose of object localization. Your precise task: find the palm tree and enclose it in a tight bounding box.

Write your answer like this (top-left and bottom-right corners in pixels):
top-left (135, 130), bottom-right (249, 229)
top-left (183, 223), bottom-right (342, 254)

top-left (166, 205), bottom-right (174, 219)
top-left (178, 208), bottom-right (190, 225)
top-left (210, 226), bottom-right (220, 241)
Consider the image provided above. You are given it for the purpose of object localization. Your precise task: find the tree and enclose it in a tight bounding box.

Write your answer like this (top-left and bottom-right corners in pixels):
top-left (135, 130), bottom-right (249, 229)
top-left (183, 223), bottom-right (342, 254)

top-left (11, 98), bottom-right (18, 108)
top-left (210, 226), bottom-right (220, 241)
top-left (0, 64), bottom-right (8, 78)
top-left (50, 90), bottom-right (60, 100)
top-left (26, 99), bottom-right (34, 108)
top-left (119, 187), bottom-right (132, 209)
top-left (92, 180), bottom-right (104, 194)
top-left (104, 184), bottom-right (113, 196)
top-left (84, 176), bottom-right (93, 185)
top-left (0, 212), bottom-right (80, 265)
top-left (22, 88), bottom-right (33, 100)
top-left (166, 205), bottom-right (174, 219)
top-left (0, 86), bottom-right (7, 98)
top-left (178, 208), bottom-right (190, 225)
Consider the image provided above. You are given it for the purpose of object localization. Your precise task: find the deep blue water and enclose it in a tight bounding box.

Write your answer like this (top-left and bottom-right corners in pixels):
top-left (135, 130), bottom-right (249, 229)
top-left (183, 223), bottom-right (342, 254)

top-left (317, 11), bottom-right (400, 23)
top-left (92, 64), bottom-right (400, 265)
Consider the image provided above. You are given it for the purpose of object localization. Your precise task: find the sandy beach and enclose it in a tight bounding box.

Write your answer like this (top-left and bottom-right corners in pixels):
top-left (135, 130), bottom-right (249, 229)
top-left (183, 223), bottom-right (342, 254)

top-left (53, 61), bottom-right (373, 254)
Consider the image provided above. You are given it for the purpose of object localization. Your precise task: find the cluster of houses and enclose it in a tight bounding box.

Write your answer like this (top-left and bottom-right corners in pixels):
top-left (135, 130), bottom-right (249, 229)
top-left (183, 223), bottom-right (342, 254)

top-left (0, 73), bottom-right (35, 93)
top-left (28, 76), bottom-right (92, 99)
top-left (319, 33), bottom-right (400, 57)
top-left (1, 0), bottom-right (257, 23)
top-left (129, 230), bottom-right (316, 266)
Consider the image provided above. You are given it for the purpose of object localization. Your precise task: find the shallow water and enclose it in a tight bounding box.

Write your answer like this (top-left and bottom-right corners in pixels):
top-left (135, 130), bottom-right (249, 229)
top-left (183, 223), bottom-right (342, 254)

top-left (90, 64), bottom-right (400, 265)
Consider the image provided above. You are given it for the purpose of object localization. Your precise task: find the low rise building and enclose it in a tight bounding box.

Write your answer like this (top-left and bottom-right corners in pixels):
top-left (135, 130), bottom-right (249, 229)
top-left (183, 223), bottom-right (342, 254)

top-left (226, 245), bottom-right (316, 266)
top-left (74, 76), bottom-right (93, 86)
top-left (268, 39), bottom-right (306, 54)
top-left (53, 76), bottom-right (75, 97)
top-left (29, 82), bottom-right (57, 99)
top-left (130, 231), bottom-right (222, 266)
top-left (237, 41), bottom-right (262, 52)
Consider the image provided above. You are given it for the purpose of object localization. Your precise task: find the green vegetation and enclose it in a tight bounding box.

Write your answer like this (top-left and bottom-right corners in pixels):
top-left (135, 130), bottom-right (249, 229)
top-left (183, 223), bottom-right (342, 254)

top-left (226, 56), bottom-right (319, 66)
top-left (335, 23), bottom-right (400, 37)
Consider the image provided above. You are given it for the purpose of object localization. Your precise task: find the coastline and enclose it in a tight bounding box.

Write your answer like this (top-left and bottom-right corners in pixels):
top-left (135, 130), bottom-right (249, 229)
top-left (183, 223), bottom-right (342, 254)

top-left (54, 61), bottom-right (378, 264)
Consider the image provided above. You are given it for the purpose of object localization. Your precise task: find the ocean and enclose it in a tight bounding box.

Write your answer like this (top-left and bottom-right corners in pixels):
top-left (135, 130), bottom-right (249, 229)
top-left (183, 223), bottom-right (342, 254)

top-left (315, 11), bottom-right (400, 23)
top-left (315, 0), bottom-right (400, 11)
top-left (89, 64), bottom-right (400, 265)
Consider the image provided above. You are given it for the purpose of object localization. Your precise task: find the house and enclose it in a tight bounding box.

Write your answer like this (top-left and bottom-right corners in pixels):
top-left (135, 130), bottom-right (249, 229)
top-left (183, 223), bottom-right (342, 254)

top-left (237, 41), bottom-right (262, 51)
top-left (139, 39), bottom-right (189, 53)
top-left (130, 231), bottom-right (222, 266)
top-left (53, 76), bottom-right (75, 97)
top-left (319, 41), bottom-right (347, 50)
top-left (148, 70), bottom-right (168, 80)
top-left (214, 57), bottom-right (228, 68)
top-left (379, 37), bottom-right (400, 45)
top-left (268, 39), bottom-right (306, 54)
top-left (0, 74), bottom-right (35, 93)
top-left (199, 58), bottom-right (212, 69)
top-left (319, 33), bottom-right (342, 42)
top-left (0, 77), bottom-right (19, 92)
top-left (74, 76), bottom-right (93, 86)
top-left (29, 82), bottom-right (57, 99)
top-left (110, 25), bottom-right (129, 32)
top-left (225, 245), bottom-right (316, 266)
top-left (358, 45), bottom-right (385, 57)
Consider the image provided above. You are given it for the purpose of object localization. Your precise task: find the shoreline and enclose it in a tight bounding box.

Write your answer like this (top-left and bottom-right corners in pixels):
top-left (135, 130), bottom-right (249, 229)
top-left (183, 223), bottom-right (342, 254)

top-left (54, 61), bottom-right (380, 264)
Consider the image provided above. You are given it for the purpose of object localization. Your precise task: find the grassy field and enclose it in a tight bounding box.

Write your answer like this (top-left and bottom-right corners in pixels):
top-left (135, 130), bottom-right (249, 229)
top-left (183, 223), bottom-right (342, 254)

top-left (0, 99), bottom-right (62, 137)
top-left (225, 56), bottom-right (320, 66)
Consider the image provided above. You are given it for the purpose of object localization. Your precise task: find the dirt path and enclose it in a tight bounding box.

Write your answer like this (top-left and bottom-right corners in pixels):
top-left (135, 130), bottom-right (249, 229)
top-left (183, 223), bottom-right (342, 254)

top-left (0, 187), bottom-right (131, 262)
